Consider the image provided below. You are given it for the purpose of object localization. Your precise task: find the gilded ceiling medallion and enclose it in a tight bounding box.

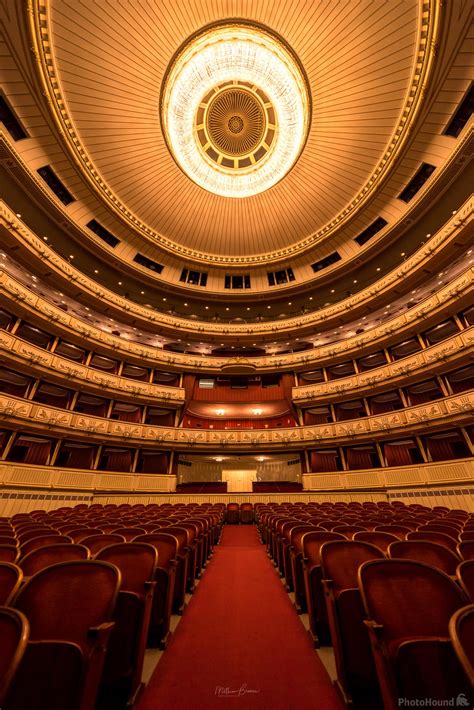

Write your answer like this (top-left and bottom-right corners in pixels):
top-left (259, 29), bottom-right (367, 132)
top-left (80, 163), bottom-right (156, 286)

top-left (161, 23), bottom-right (310, 198)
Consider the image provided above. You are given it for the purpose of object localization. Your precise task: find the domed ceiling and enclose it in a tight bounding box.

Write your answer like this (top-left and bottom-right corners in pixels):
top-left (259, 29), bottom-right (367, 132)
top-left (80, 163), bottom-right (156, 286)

top-left (33, 0), bottom-right (431, 263)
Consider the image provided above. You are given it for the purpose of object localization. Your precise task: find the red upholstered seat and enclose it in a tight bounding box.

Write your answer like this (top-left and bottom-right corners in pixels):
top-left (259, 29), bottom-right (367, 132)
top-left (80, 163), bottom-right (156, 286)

top-left (66, 528), bottom-right (104, 543)
top-left (20, 535), bottom-right (72, 558)
top-left (110, 527), bottom-right (146, 542)
top-left (373, 524), bottom-right (411, 540)
top-left (458, 542), bottom-right (474, 561)
top-left (321, 540), bottom-right (385, 706)
top-left (406, 530), bottom-right (458, 552)
top-left (0, 563), bottom-right (23, 605)
top-left (353, 531), bottom-right (399, 552)
top-left (7, 560), bottom-right (120, 710)
top-left (332, 524), bottom-right (368, 539)
top-left (302, 531), bottom-right (346, 647)
top-left (359, 559), bottom-right (472, 709)
top-left (0, 607), bottom-right (29, 706)
top-left (95, 543), bottom-right (157, 708)
top-left (449, 605), bottom-right (474, 688)
top-left (240, 503), bottom-right (254, 524)
top-left (160, 526), bottom-right (190, 614)
top-left (226, 503), bottom-right (240, 525)
top-left (388, 540), bottom-right (460, 576)
top-left (80, 534), bottom-right (126, 555)
top-left (19, 544), bottom-right (90, 576)
top-left (0, 545), bottom-right (20, 564)
top-left (132, 533), bottom-right (178, 648)
top-left (457, 560), bottom-right (474, 601)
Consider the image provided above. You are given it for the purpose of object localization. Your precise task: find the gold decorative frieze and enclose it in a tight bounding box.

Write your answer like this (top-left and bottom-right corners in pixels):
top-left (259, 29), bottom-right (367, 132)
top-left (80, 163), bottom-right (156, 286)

top-left (0, 330), bottom-right (184, 406)
top-left (293, 328), bottom-right (474, 404)
top-left (0, 391), bottom-right (471, 450)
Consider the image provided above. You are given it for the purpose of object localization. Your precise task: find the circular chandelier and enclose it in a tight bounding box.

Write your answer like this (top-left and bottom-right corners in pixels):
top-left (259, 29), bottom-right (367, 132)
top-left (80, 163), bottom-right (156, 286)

top-left (161, 23), bottom-right (310, 198)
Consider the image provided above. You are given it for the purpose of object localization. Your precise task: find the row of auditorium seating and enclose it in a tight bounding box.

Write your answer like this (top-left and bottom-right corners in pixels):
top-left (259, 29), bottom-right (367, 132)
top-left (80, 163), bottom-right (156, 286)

top-left (256, 501), bottom-right (474, 707)
top-left (0, 502), bottom-right (226, 709)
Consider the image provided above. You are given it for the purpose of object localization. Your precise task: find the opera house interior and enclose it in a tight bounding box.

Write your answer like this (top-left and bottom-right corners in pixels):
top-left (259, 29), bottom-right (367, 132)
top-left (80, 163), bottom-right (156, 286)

top-left (0, 1), bottom-right (473, 708)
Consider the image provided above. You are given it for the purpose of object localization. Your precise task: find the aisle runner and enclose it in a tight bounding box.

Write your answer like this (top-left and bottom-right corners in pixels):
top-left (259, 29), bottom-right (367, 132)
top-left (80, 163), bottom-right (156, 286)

top-left (138, 526), bottom-right (343, 710)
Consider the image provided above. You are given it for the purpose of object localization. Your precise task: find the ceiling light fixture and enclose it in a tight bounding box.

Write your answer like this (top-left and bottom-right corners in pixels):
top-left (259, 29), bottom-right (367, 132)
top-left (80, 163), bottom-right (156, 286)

top-left (161, 23), bottom-right (310, 198)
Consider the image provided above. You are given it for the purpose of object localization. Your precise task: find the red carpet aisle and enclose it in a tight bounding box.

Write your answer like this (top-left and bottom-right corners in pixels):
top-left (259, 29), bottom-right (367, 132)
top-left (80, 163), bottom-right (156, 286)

top-left (138, 526), bottom-right (343, 710)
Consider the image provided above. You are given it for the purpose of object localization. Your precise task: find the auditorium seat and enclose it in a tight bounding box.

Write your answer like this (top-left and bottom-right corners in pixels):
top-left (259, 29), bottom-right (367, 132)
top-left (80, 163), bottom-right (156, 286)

top-left (353, 531), bottom-right (399, 552)
top-left (0, 607), bottom-right (29, 706)
top-left (406, 530), bottom-right (458, 552)
top-left (458, 542), bottom-right (474, 561)
top-left (226, 503), bottom-right (240, 525)
top-left (65, 528), bottom-right (104, 543)
top-left (0, 545), bottom-right (20, 564)
top-left (321, 540), bottom-right (384, 706)
top-left (387, 540), bottom-right (460, 575)
top-left (301, 531), bottom-right (346, 647)
top-left (359, 559), bottom-right (472, 708)
top-left (373, 524), bottom-right (411, 539)
top-left (95, 543), bottom-right (157, 708)
top-left (449, 605), bottom-right (474, 688)
top-left (110, 527), bottom-right (146, 542)
top-left (19, 544), bottom-right (90, 576)
top-left (284, 523), bottom-right (314, 593)
top-left (20, 535), bottom-right (72, 558)
top-left (7, 560), bottom-right (119, 710)
top-left (160, 526), bottom-right (190, 614)
top-left (457, 561), bottom-right (474, 601)
top-left (332, 524), bottom-right (368, 539)
top-left (0, 563), bottom-right (23, 605)
top-left (240, 503), bottom-right (254, 524)
top-left (133, 533), bottom-right (178, 648)
top-left (80, 534), bottom-right (126, 555)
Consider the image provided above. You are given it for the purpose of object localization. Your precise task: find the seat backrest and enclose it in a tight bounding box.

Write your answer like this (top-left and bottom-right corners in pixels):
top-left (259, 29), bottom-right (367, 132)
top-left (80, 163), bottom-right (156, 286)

top-left (458, 541), bottom-right (474, 561)
top-left (449, 604), bottom-right (474, 687)
top-left (95, 543), bottom-right (157, 595)
top-left (20, 544), bottom-right (90, 576)
top-left (359, 558), bottom-right (468, 646)
top-left (67, 528), bottom-right (104, 543)
top-left (353, 531), bottom-right (399, 552)
top-left (0, 563), bottom-right (23, 605)
top-left (20, 534), bottom-right (72, 557)
top-left (460, 531), bottom-right (474, 542)
top-left (111, 527), bottom-right (146, 541)
top-left (373, 525), bottom-right (410, 539)
top-left (406, 530), bottom-right (458, 551)
top-left (457, 560), bottom-right (474, 601)
top-left (160, 526), bottom-right (189, 549)
top-left (321, 540), bottom-right (384, 595)
top-left (0, 607), bottom-right (30, 705)
top-left (12, 560), bottom-right (120, 654)
top-left (80, 534), bottom-right (126, 555)
top-left (0, 545), bottom-right (19, 564)
top-left (332, 525), bottom-right (367, 539)
top-left (132, 533), bottom-right (178, 569)
top-left (388, 540), bottom-right (460, 575)
top-left (0, 535), bottom-right (17, 546)
top-left (289, 524), bottom-right (315, 547)
top-left (302, 531), bottom-right (346, 567)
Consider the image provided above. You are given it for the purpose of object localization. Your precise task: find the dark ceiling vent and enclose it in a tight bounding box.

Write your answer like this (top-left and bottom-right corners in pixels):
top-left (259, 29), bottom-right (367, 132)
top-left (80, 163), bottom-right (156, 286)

top-left (133, 253), bottom-right (164, 274)
top-left (354, 217), bottom-right (388, 246)
top-left (398, 163), bottom-right (436, 203)
top-left (0, 95), bottom-right (28, 140)
top-left (86, 219), bottom-right (120, 248)
top-left (444, 83), bottom-right (473, 138)
top-left (311, 251), bottom-right (341, 272)
top-left (37, 165), bottom-right (75, 205)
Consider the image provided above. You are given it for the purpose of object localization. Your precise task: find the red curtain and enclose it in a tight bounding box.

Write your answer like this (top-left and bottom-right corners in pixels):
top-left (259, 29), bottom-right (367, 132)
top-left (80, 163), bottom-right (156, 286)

top-left (346, 448), bottom-right (374, 470)
top-left (370, 400), bottom-right (398, 415)
top-left (67, 446), bottom-right (95, 469)
top-left (310, 451), bottom-right (339, 472)
top-left (304, 411), bottom-right (330, 425)
top-left (426, 437), bottom-right (457, 461)
top-left (140, 452), bottom-right (168, 473)
top-left (115, 408), bottom-right (142, 422)
top-left (105, 450), bottom-right (132, 471)
top-left (384, 444), bottom-right (414, 466)
top-left (281, 373), bottom-right (299, 421)
top-left (23, 441), bottom-right (51, 465)
top-left (78, 402), bottom-right (108, 417)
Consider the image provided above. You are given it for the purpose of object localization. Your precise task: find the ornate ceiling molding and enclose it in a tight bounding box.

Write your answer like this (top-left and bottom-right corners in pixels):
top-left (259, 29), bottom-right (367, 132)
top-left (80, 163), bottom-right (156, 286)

top-left (27, 0), bottom-right (441, 266)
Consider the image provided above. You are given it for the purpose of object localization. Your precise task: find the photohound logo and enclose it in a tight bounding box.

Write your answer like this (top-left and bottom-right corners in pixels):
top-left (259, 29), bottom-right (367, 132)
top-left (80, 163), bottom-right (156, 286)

top-left (398, 695), bottom-right (471, 707)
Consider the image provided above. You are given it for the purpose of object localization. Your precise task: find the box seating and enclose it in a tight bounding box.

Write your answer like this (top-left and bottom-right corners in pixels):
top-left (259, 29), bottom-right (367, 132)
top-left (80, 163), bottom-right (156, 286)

top-left (0, 608), bottom-right (29, 706)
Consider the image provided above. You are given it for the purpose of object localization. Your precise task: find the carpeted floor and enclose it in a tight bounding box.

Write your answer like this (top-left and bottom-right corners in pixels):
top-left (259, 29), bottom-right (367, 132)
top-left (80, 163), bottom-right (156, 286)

top-left (138, 526), bottom-right (344, 710)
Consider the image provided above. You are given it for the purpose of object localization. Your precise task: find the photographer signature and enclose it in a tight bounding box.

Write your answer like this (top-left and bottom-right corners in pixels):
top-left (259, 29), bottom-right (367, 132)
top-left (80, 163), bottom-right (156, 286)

top-left (215, 684), bottom-right (260, 698)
